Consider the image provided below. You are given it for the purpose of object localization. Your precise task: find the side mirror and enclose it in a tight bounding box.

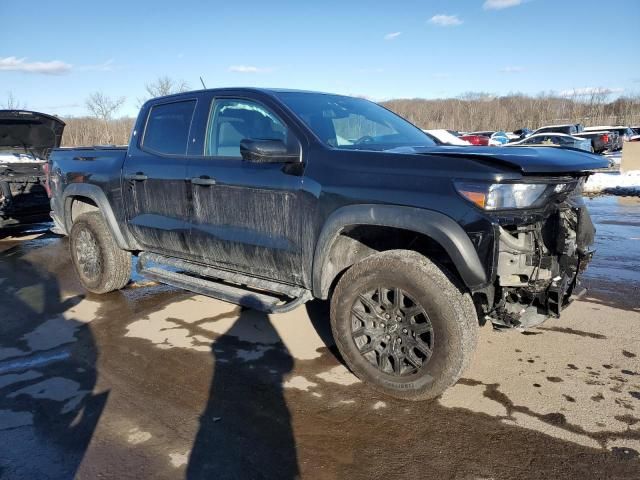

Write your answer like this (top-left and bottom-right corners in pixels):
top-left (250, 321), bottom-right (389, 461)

top-left (239, 139), bottom-right (299, 163)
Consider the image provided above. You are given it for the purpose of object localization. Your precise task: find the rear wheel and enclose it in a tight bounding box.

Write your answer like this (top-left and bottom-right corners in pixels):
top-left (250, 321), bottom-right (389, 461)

top-left (330, 250), bottom-right (478, 401)
top-left (70, 212), bottom-right (131, 294)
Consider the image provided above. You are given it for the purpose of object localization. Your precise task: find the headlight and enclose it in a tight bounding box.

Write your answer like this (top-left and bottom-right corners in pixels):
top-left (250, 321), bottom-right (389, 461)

top-left (454, 182), bottom-right (548, 210)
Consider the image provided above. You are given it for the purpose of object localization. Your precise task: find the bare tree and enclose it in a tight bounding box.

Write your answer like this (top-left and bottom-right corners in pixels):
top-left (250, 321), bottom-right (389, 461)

top-left (137, 76), bottom-right (189, 106)
top-left (2, 91), bottom-right (26, 109)
top-left (86, 92), bottom-right (125, 121)
top-left (85, 92), bottom-right (126, 144)
top-left (382, 93), bottom-right (640, 132)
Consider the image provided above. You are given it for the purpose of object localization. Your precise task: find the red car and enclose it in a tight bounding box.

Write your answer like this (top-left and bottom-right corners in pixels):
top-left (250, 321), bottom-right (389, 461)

top-left (460, 134), bottom-right (490, 146)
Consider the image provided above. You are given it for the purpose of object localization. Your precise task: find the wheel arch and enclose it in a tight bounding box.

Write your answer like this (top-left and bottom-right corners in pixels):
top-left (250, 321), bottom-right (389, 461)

top-left (62, 183), bottom-right (132, 250)
top-left (312, 205), bottom-right (488, 299)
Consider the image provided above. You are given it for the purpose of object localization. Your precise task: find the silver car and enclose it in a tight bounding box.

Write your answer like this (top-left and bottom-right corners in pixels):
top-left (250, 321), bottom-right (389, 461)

top-left (506, 133), bottom-right (593, 152)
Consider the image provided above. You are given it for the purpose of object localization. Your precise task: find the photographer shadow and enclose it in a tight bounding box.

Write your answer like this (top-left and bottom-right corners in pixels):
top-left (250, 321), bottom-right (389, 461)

top-left (187, 300), bottom-right (299, 480)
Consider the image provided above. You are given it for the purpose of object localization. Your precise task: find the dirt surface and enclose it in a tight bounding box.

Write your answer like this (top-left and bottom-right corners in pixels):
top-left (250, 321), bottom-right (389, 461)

top-left (0, 198), bottom-right (639, 479)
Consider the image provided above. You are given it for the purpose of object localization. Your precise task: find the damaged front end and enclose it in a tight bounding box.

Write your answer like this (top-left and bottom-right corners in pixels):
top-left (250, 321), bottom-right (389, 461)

top-left (468, 178), bottom-right (597, 329)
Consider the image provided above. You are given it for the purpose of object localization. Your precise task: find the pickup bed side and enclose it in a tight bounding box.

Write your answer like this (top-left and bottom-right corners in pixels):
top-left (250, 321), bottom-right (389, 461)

top-left (49, 146), bottom-right (137, 249)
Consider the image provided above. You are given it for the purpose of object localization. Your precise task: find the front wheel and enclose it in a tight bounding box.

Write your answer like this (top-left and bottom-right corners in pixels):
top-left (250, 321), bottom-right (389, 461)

top-left (70, 212), bottom-right (131, 294)
top-left (330, 250), bottom-right (478, 401)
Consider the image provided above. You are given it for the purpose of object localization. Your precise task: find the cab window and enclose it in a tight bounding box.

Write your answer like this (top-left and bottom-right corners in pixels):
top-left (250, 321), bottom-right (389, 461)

top-left (142, 100), bottom-right (196, 155)
top-left (205, 99), bottom-right (288, 158)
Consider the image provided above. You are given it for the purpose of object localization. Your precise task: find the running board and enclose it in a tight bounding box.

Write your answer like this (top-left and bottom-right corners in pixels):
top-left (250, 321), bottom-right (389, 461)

top-left (136, 252), bottom-right (312, 313)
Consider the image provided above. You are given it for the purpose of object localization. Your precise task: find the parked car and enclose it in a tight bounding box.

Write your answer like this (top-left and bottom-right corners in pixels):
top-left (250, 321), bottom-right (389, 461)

top-left (49, 88), bottom-right (607, 401)
top-left (531, 124), bottom-right (584, 136)
top-left (574, 131), bottom-right (618, 154)
top-left (461, 131), bottom-right (508, 146)
top-left (490, 131), bottom-right (510, 145)
top-left (423, 129), bottom-right (471, 146)
top-left (506, 128), bottom-right (533, 142)
top-left (460, 133), bottom-right (490, 146)
top-left (505, 133), bottom-right (593, 152)
top-left (584, 126), bottom-right (634, 150)
top-left (0, 110), bottom-right (65, 229)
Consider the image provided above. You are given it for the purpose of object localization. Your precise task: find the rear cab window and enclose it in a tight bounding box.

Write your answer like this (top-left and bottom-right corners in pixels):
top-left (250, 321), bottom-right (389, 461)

top-left (142, 100), bottom-right (196, 155)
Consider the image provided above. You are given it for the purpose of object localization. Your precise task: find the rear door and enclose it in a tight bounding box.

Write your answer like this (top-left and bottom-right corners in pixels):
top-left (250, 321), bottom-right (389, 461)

top-left (184, 94), bottom-right (307, 285)
top-left (122, 98), bottom-right (197, 256)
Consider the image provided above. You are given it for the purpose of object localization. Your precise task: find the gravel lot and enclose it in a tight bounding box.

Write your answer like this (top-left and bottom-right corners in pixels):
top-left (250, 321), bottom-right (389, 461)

top-left (0, 197), bottom-right (639, 479)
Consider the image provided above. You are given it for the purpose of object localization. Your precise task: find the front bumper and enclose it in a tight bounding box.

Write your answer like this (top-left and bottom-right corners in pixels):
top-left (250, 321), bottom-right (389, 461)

top-left (483, 196), bottom-right (596, 328)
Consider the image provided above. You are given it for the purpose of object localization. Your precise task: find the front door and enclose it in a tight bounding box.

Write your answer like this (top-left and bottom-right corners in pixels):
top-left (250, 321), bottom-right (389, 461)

top-left (185, 97), bottom-right (306, 285)
top-left (122, 98), bottom-right (196, 256)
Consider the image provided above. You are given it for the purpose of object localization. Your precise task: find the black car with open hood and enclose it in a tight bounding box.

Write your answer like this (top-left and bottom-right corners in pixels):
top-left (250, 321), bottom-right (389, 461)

top-left (1, 110), bottom-right (66, 228)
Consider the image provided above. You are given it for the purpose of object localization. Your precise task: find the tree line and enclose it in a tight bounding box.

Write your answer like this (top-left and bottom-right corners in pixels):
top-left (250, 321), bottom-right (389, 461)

top-left (382, 92), bottom-right (640, 133)
top-left (4, 79), bottom-right (639, 147)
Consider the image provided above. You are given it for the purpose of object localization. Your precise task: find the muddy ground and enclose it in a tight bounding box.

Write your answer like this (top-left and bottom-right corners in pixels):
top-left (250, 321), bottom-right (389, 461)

top-left (0, 197), bottom-right (639, 479)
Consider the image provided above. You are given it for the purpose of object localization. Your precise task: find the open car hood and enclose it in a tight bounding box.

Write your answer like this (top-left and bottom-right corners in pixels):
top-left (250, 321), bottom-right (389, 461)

top-left (415, 145), bottom-right (610, 174)
top-left (0, 110), bottom-right (65, 160)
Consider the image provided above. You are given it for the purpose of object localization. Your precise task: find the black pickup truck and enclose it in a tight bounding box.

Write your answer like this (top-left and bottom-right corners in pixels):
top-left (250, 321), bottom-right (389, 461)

top-left (48, 88), bottom-right (608, 400)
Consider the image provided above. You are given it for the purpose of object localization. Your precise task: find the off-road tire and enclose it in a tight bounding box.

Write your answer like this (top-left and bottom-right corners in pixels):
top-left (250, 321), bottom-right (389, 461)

top-left (70, 212), bottom-right (131, 294)
top-left (330, 250), bottom-right (478, 401)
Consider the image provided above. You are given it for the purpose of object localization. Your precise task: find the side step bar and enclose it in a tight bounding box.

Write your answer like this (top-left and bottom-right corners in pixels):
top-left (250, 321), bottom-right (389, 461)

top-left (136, 252), bottom-right (312, 313)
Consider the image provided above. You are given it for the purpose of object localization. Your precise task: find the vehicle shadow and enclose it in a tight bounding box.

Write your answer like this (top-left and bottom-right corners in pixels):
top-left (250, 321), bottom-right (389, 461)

top-left (305, 298), bottom-right (347, 366)
top-left (0, 248), bottom-right (107, 479)
top-left (186, 301), bottom-right (299, 480)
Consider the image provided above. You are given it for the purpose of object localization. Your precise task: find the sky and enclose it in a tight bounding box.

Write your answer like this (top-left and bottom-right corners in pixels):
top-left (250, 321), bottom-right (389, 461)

top-left (1, 0), bottom-right (638, 117)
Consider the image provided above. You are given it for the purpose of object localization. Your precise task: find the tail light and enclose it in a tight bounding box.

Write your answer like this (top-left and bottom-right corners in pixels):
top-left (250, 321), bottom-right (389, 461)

top-left (602, 134), bottom-right (609, 143)
top-left (463, 135), bottom-right (488, 146)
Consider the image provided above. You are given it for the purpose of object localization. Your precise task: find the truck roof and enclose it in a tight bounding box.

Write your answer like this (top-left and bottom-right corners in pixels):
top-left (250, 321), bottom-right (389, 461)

top-left (148, 87), bottom-right (343, 101)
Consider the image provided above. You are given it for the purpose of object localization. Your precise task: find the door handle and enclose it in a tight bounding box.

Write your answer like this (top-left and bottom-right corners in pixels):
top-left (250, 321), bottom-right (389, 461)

top-left (125, 173), bottom-right (148, 182)
top-left (190, 176), bottom-right (217, 186)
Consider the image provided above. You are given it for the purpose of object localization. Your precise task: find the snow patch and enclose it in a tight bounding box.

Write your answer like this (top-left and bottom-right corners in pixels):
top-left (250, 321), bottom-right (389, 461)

top-left (0, 153), bottom-right (44, 164)
top-left (584, 170), bottom-right (640, 196)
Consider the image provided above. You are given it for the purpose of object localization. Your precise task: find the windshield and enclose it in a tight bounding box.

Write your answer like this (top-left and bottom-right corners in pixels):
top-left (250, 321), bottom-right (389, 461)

top-left (275, 92), bottom-right (436, 150)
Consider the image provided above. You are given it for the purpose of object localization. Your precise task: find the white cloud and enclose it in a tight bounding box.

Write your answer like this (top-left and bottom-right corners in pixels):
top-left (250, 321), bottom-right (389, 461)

top-left (560, 87), bottom-right (624, 97)
top-left (0, 56), bottom-right (71, 75)
top-left (428, 15), bottom-right (463, 27)
top-left (500, 66), bottom-right (525, 73)
top-left (383, 31), bottom-right (402, 40)
top-left (483, 0), bottom-right (523, 10)
top-left (228, 65), bottom-right (273, 73)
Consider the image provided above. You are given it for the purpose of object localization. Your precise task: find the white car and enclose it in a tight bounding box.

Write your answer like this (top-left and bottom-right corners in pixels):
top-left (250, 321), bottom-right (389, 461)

top-left (422, 129), bottom-right (471, 146)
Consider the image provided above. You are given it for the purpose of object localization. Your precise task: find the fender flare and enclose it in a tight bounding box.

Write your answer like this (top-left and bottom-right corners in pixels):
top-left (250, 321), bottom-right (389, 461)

top-left (311, 204), bottom-right (488, 298)
top-left (61, 183), bottom-right (132, 250)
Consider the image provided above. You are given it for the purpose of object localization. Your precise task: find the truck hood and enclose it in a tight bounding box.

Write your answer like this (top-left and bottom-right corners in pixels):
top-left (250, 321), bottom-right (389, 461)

top-left (392, 145), bottom-right (610, 174)
top-left (0, 110), bottom-right (65, 160)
